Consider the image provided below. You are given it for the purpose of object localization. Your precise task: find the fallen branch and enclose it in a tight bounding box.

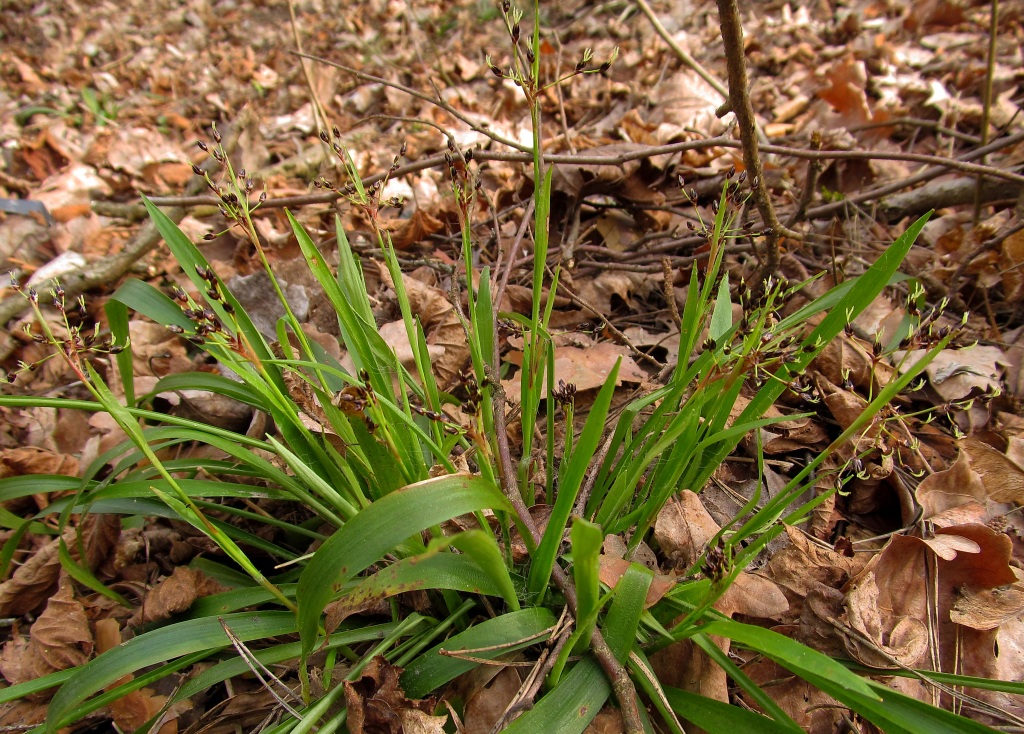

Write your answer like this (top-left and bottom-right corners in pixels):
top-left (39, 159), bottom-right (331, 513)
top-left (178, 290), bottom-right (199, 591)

top-left (136, 136), bottom-right (1024, 213)
top-left (0, 125), bottom-right (240, 362)
top-left (875, 175), bottom-right (1022, 223)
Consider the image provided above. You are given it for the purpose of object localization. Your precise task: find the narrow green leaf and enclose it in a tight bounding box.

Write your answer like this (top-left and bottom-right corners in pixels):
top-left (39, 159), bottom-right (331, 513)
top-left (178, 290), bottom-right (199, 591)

top-left (47, 612), bottom-right (296, 733)
top-left (570, 518), bottom-right (603, 648)
top-left (447, 530), bottom-right (520, 610)
top-left (691, 633), bottom-right (801, 731)
top-left (401, 607), bottom-right (557, 698)
top-left (297, 474), bottom-right (510, 660)
top-left (502, 656), bottom-right (609, 734)
top-left (796, 672), bottom-right (1001, 734)
top-left (103, 297), bottom-right (134, 405)
top-left (146, 372), bottom-right (270, 411)
top-left (699, 619), bottom-right (878, 701)
top-left (110, 278), bottom-right (192, 333)
top-left (709, 273), bottom-right (731, 341)
top-left (338, 551), bottom-right (509, 614)
top-left (665, 686), bottom-right (796, 733)
top-left (603, 562), bottom-right (652, 662)
top-left (529, 360), bottom-right (620, 597)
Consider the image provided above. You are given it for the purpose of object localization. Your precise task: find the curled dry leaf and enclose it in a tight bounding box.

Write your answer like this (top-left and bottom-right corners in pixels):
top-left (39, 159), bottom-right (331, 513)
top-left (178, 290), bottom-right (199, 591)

top-left (839, 524), bottom-right (1017, 676)
top-left (653, 490), bottom-right (720, 570)
top-left (843, 570), bottom-right (930, 667)
top-left (0, 513), bottom-right (119, 617)
top-left (598, 556), bottom-right (675, 608)
top-left (916, 447), bottom-right (991, 524)
top-left (959, 436), bottom-right (1024, 504)
top-left (129, 566), bottom-right (225, 626)
top-left (1, 573), bottom-right (93, 688)
top-left (344, 655), bottom-right (440, 734)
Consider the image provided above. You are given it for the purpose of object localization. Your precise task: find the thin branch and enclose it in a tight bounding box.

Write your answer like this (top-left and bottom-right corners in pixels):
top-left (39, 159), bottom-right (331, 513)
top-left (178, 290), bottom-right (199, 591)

top-left (294, 51), bottom-right (532, 154)
top-left (787, 130), bottom-right (824, 227)
top-left (633, 0), bottom-right (728, 100)
top-left (804, 129), bottom-right (1024, 220)
top-left (973, 0), bottom-right (999, 223)
top-left (141, 135), bottom-right (1024, 215)
top-left (716, 0), bottom-right (785, 284)
top-left (0, 121), bottom-right (245, 361)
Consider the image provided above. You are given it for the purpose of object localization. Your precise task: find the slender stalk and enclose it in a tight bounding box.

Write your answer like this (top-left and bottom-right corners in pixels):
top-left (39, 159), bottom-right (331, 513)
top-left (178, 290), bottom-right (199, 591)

top-left (716, 0), bottom-right (783, 287)
top-left (973, 0), bottom-right (999, 223)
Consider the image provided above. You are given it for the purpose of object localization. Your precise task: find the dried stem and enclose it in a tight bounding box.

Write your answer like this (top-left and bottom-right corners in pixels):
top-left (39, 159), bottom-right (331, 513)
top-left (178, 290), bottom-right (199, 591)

top-left (973, 0), bottom-right (999, 223)
top-left (787, 130), bottom-right (823, 227)
top-left (633, 0), bottom-right (728, 100)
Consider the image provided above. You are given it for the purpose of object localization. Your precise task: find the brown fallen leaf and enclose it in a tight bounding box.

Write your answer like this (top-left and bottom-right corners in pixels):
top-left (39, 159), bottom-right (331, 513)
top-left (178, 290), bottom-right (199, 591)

top-left (762, 526), bottom-right (864, 616)
top-left (344, 656), bottom-right (439, 734)
top-left (130, 566), bottom-right (225, 627)
top-left (951, 569), bottom-right (1024, 631)
top-left (916, 447), bottom-right (991, 523)
top-left (504, 341), bottom-right (647, 395)
top-left (959, 436), bottom-right (1024, 504)
top-left (0, 446), bottom-right (79, 481)
top-left (598, 556), bottom-right (675, 608)
top-left (0, 573), bottom-right (93, 688)
top-left (840, 524), bottom-right (1018, 677)
top-left (96, 618), bottom-right (178, 734)
top-left (0, 513), bottom-right (119, 617)
top-left (462, 666), bottom-right (522, 733)
top-left (653, 490), bottom-right (720, 569)
top-left (715, 572), bottom-right (789, 620)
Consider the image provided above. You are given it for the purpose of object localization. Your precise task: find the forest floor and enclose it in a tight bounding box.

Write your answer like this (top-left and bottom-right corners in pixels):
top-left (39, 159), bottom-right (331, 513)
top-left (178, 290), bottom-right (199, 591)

top-left (1, 0), bottom-right (1024, 731)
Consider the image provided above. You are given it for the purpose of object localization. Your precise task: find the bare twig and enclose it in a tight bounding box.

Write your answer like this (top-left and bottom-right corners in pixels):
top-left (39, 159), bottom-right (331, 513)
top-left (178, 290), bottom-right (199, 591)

top-left (873, 175), bottom-right (1022, 223)
top-left (0, 122), bottom-right (242, 360)
top-left (804, 130), bottom-right (1024, 220)
top-left (788, 131), bottom-right (824, 227)
top-left (632, 0), bottom-right (728, 100)
top-left (716, 0), bottom-right (786, 285)
top-left (973, 0), bottom-right (1000, 223)
top-left (140, 136), bottom-right (1024, 216)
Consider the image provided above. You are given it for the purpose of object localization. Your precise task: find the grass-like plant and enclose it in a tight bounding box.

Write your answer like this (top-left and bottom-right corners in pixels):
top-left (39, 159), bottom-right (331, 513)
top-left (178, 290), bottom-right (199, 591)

top-left (0, 3), bottom-right (1018, 733)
